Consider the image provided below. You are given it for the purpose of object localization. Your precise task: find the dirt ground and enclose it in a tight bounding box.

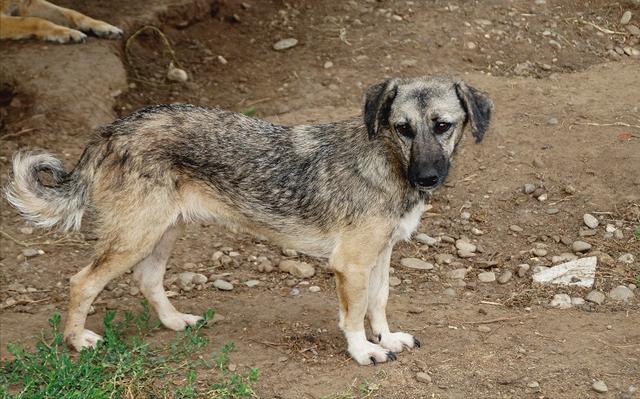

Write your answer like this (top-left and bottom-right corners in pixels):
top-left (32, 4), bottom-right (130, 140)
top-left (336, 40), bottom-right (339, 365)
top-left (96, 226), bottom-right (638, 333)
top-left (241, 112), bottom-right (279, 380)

top-left (1, 0), bottom-right (639, 398)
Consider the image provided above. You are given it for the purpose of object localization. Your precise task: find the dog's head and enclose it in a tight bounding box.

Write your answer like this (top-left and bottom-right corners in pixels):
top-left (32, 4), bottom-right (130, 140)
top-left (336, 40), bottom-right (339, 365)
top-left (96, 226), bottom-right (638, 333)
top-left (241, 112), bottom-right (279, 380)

top-left (363, 76), bottom-right (493, 192)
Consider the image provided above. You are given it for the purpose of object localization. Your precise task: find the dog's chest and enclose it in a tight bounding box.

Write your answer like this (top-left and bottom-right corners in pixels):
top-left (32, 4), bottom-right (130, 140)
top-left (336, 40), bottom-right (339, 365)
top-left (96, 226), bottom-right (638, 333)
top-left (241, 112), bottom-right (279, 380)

top-left (391, 202), bottom-right (425, 244)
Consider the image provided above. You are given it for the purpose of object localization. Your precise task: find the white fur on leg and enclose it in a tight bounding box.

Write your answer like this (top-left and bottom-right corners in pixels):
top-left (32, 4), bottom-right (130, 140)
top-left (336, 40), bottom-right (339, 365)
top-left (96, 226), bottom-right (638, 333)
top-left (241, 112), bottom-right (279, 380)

top-left (68, 329), bottom-right (103, 351)
top-left (377, 331), bottom-right (419, 353)
top-left (345, 330), bottom-right (395, 365)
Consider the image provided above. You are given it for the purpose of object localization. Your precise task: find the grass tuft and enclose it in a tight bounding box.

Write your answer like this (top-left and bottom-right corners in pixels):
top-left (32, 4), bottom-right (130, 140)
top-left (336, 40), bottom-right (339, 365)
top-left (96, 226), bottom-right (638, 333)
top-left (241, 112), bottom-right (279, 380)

top-left (0, 303), bottom-right (259, 398)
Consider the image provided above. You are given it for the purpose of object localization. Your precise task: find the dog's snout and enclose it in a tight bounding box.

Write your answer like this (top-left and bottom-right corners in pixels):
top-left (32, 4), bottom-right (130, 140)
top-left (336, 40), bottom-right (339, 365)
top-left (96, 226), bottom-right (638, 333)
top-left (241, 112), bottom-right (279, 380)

top-left (415, 173), bottom-right (440, 188)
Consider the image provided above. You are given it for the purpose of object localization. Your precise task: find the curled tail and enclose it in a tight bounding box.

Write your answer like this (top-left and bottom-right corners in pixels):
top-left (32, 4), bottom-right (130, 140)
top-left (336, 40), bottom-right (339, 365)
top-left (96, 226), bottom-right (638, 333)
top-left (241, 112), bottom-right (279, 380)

top-left (4, 152), bottom-right (90, 232)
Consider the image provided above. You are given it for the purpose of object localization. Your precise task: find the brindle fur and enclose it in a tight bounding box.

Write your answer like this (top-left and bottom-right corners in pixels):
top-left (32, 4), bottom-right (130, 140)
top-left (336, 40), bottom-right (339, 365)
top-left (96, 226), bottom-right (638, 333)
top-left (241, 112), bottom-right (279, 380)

top-left (5, 76), bottom-right (492, 365)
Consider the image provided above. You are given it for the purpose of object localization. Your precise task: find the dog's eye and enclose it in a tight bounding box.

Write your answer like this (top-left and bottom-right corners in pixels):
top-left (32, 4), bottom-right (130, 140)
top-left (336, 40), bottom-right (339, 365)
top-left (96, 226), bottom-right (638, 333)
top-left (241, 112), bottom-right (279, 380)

top-left (434, 121), bottom-right (452, 135)
top-left (395, 123), bottom-right (414, 138)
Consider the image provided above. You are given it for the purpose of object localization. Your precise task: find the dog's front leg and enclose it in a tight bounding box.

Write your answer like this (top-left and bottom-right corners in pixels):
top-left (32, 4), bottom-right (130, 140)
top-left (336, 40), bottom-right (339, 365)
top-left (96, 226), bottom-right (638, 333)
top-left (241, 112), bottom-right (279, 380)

top-left (367, 245), bottom-right (421, 352)
top-left (331, 231), bottom-right (397, 365)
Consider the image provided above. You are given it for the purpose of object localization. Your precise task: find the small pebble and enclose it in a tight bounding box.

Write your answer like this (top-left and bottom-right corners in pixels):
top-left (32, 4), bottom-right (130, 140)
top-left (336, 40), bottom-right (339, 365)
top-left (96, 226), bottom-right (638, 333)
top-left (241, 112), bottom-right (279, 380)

top-left (618, 253), bottom-right (635, 264)
top-left (416, 372), bottom-right (432, 383)
top-left (273, 38), bottom-right (298, 50)
top-left (550, 293), bottom-right (572, 309)
top-left (517, 264), bottom-right (530, 277)
top-left (309, 285), bottom-right (321, 293)
top-left (455, 240), bottom-right (477, 253)
top-left (583, 213), bottom-right (599, 229)
top-left (442, 287), bottom-right (457, 297)
top-left (477, 272), bottom-right (496, 283)
top-left (415, 233), bottom-right (439, 246)
top-left (213, 279), bottom-right (234, 291)
top-left (323, 61), bottom-right (333, 69)
top-left (166, 63), bottom-right (188, 82)
top-left (532, 248), bottom-right (548, 257)
top-left (510, 224), bottom-right (524, 233)
top-left (497, 270), bottom-right (513, 284)
top-left (447, 268), bottom-right (467, 280)
top-left (609, 285), bottom-right (634, 301)
top-left (217, 55), bottom-right (228, 64)
top-left (244, 280), bottom-right (260, 288)
top-left (547, 117), bottom-right (559, 125)
top-left (400, 258), bottom-right (434, 270)
top-left (477, 325), bottom-right (491, 333)
top-left (523, 183), bottom-right (536, 194)
top-left (460, 211), bottom-right (471, 220)
top-left (586, 290), bottom-right (606, 305)
top-left (592, 380), bottom-right (608, 393)
top-left (620, 11), bottom-right (632, 25)
top-left (389, 276), bottom-right (402, 286)
top-left (572, 241), bottom-right (592, 253)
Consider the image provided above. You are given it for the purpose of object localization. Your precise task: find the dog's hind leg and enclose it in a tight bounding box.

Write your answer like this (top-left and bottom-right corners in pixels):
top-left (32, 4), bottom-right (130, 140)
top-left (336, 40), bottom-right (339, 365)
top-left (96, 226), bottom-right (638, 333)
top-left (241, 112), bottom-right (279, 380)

top-left (367, 245), bottom-right (420, 353)
top-left (132, 223), bottom-right (203, 331)
top-left (63, 211), bottom-right (175, 351)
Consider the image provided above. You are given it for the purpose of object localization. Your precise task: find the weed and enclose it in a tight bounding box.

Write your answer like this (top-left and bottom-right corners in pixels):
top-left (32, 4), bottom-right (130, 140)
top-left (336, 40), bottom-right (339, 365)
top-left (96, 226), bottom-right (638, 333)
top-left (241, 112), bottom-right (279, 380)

top-left (0, 304), bottom-right (259, 398)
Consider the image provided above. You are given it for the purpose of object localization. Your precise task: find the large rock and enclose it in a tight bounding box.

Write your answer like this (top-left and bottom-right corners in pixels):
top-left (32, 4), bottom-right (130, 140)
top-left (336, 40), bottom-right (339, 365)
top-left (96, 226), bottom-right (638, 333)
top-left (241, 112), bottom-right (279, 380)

top-left (532, 256), bottom-right (596, 287)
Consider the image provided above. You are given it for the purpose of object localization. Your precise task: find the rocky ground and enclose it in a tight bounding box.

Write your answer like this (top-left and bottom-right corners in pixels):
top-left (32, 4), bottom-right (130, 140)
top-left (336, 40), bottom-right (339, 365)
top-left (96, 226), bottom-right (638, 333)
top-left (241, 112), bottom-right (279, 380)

top-left (1, 0), bottom-right (639, 398)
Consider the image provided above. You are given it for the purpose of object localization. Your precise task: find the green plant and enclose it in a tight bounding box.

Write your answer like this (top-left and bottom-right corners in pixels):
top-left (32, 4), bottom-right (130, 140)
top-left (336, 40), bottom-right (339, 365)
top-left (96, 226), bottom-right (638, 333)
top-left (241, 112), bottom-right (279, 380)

top-left (0, 304), bottom-right (259, 398)
top-left (634, 226), bottom-right (640, 240)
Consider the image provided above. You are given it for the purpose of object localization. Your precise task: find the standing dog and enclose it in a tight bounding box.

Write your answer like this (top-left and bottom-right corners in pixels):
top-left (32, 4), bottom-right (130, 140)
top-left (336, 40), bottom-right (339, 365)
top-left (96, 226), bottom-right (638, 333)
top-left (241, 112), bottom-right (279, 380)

top-left (0, 0), bottom-right (122, 43)
top-left (5, 76), bottom-right (492, 365)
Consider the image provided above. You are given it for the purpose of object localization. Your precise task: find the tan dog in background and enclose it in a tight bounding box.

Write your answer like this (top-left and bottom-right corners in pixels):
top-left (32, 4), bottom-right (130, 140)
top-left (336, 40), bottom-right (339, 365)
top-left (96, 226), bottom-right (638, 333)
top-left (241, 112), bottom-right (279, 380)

top-left (0, 0), bottom-right (122, 43)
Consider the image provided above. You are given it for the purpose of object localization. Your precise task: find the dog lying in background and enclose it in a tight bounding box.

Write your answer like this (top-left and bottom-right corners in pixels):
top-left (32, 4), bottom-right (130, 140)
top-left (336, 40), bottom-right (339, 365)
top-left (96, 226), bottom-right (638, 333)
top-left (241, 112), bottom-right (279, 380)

top-left (0, 0), bottom-right (122, 43)
top-left (5, 76), bottom-right (492, 365)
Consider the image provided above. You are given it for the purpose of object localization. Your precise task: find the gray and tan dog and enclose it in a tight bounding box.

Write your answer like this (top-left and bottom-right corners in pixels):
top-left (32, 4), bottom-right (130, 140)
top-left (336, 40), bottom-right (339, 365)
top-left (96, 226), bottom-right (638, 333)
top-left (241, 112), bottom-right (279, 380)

top-left (5, 76), bottom-right (492, 365)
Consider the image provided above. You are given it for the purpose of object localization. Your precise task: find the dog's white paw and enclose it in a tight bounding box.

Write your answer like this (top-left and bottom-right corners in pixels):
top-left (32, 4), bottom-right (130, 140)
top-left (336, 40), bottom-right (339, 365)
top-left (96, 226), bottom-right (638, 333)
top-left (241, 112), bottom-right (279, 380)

top-left (67, 329), bottom-right (103, 351)
top-left (345, 331), bottom-right (397, 365)
top-left (88, 22), bottom-right (123, 39)
top-left (46, 28), bottom-right (87, 44)
top-left (160, 312), bottom-right (203, 331)
top-left (377, 331), bottom-right (420, 353)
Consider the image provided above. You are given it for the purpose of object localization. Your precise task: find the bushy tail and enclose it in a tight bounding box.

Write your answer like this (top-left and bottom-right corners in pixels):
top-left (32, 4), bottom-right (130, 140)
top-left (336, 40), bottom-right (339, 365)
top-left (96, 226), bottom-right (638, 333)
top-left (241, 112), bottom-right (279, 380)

top-left (4, 152), bottom-right (90, 232)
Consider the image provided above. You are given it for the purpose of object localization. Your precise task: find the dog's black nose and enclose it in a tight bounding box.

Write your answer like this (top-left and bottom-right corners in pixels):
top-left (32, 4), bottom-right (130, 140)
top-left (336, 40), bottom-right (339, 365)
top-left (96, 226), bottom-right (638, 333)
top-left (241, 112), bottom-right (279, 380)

top-left (415, 174), bottom-right (439, 188)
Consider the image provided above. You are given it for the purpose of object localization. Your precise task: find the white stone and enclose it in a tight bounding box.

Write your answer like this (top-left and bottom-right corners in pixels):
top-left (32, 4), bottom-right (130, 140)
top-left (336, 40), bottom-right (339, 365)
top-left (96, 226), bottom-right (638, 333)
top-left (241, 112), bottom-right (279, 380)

top-left (572, 241), bottom-right (592, 252)
top-left (605, 224), bottom-right (616, 233)
top-left (620, 11), bottom-right (632, 25)
top-left (273, 38), bottom-right (298, 50)
top-left (586, 290), bottom-right (606, 305)
top-left (478, 271), bottom-right (496, 283)
top-left (550, 293), bottom-right (572, 309)
top-left (571, 297), bottom-right (585, 306)
top-left (309, 285), bottom-right (321, 292)
top-left (532, 256), bottom-right (597, 287)
top-left (618, 253), bottom-right (635, 264)
top-left (166, 64), bottom-right (188, 82)
top-left (192, 273), bottom-right (208, 284)
top-left (583, 213), bottom-right (599, 229)
top-left (592, 380), bottom-right (608, 393)
top-left (244, 280), bottom-right (260, 288)
top-left (213, 279), bottom-right (233, 291)
top-left (455, 239), bottom-right (477, 252)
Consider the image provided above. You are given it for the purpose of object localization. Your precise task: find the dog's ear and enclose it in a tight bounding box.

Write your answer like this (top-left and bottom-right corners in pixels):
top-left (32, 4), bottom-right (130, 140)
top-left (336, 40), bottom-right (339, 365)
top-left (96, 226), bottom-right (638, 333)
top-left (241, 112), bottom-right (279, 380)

top-left (363, 79), bottom-right (398, 139)
top-left (455, 82), bottom-right (493, 143)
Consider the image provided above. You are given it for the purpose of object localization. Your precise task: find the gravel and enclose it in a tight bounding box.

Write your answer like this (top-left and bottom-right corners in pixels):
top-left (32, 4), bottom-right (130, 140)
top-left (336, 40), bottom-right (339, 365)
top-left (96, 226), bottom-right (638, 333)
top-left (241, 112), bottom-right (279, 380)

top-left (583, 213), bottom-right (599, 229)
top-left (213, 279), bottom-right (234, 291)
